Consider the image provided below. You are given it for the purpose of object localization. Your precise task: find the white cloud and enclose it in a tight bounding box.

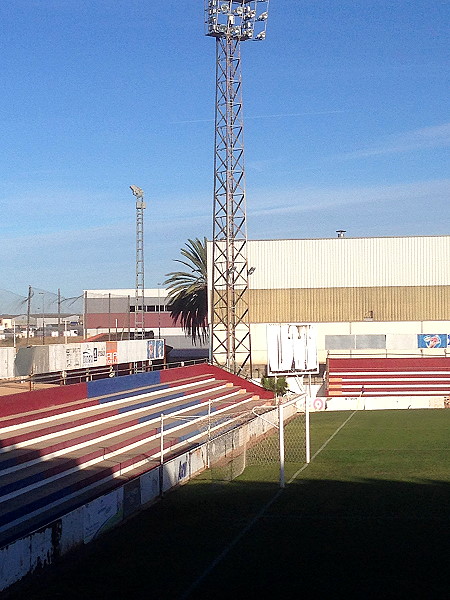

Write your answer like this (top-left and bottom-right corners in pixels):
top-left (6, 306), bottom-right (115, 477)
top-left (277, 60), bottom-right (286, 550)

top-left (248, 178), bottom-right (450, 217)
top-left (170, 110), bottom-right (348, 125)
top-left (346, 123), bottom-right (450, 158)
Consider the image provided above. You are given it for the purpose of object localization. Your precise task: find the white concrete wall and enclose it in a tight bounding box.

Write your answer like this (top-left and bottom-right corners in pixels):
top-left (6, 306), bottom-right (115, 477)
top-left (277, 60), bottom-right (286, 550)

top-left (250, 320), bottom-right (450, 368)
top-left (0, 348), bottom-right (15, 379)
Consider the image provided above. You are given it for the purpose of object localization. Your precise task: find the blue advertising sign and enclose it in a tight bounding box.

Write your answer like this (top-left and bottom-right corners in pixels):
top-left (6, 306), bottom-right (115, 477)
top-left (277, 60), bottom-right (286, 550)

top-left (417, 334), bottom-right (448, 349)
top-left (147, 339), bottom-right (165, 360)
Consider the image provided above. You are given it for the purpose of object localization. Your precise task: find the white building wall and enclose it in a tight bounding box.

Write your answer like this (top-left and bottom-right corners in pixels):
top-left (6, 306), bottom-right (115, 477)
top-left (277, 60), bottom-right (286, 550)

top-left (250, 320), bottom-right (450, 369)
top-left (247, 236), bottom-right (450, 289)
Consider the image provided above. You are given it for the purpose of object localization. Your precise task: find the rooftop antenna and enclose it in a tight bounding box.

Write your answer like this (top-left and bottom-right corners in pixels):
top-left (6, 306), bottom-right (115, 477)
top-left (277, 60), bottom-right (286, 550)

top-left (205, 0), bottom-right (270, 377)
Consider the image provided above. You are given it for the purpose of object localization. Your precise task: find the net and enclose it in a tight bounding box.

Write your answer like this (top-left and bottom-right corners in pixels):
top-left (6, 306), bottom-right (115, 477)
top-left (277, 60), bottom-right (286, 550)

top-left (196, 394), bottom-right (309, 485)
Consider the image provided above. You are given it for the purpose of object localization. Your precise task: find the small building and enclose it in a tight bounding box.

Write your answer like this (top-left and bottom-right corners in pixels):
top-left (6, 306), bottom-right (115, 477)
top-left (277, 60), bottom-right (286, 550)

top-left (84, 289), bottom-right (209, 362)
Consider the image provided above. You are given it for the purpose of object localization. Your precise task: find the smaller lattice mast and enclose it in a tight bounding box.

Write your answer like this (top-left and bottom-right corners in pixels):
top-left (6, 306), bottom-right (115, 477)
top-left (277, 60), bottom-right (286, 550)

top-left (130, 185), bottom-right (146, 340)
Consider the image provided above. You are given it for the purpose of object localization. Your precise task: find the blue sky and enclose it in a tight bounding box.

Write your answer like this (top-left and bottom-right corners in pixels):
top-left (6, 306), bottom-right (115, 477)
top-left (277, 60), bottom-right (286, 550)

top-left (1, 0), bottom-right (449, 298)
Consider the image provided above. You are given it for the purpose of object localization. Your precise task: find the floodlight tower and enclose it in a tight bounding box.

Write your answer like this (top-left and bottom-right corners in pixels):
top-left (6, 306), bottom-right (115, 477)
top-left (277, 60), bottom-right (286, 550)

top-left (205, 1), bottom-right (269, 376)
top-left (130, 185), bottom-right (146, 340)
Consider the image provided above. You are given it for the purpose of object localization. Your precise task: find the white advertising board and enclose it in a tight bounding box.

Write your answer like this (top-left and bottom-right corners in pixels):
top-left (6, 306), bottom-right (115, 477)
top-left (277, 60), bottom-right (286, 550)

top-left (65, 344), bottom-right (82, 370)
top-left (83, 489), bottom-right (123, 544)
top-left (140, 468), bottom-right (161, 505)
top-left (0, 347), bottom-right (15, 379)
top-left (147, 339), bottom-right (164, 360)
top-left (80, 342), bottom-right (107, 367)
top-left (267, 323), bottom-right (318, 376)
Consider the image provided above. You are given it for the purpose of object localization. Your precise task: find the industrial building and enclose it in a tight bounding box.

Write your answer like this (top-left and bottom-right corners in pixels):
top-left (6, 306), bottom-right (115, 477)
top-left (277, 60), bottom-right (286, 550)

top-left (245, 234), bottom-right (450, 374)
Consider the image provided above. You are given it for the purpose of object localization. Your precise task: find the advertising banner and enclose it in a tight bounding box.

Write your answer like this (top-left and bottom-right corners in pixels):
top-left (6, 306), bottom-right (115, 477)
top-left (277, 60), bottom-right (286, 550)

top-left (141, 468), bottom-right (161, 505)
top-left (123, 478), bottom-right (142, 519)
top-left (106, 341), bottom-right (118, 365)
top-left (65, 344), bottom-right (82, 370)
top-left (81, 343), bottom-right (106, 367)
top-left (83, 489), bottom-right (123, 544)
top-left (147, 339), bottom-right (165, 360)
top-left (267, 323), bottom-right (318, 375)
top-left (417, 334), bottom-right (448, 349)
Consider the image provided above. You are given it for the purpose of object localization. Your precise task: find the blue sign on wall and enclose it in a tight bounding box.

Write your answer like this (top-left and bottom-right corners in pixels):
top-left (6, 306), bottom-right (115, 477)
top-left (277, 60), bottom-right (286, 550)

top-left (417, 334), bottom-right (448, 349)
top-left (147, 339), bottom-right (165, 360)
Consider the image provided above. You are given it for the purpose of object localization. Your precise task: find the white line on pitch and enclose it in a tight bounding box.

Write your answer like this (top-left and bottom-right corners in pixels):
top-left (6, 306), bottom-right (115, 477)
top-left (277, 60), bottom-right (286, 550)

top-left (180, 410), bottom-right (357, 598)
top-left (287, 410), bottom-right (357, 483)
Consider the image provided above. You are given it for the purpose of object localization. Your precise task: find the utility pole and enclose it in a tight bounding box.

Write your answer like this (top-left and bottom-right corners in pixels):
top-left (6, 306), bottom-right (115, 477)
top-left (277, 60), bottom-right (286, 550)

top-left (26, 285), bottom-right (32, 345)
top-left (39, 292), bottom-right (45, 345)
top-left (57, 288), bottom-right (61, 338)
top-left (205, 1), bottom-right (269, 376)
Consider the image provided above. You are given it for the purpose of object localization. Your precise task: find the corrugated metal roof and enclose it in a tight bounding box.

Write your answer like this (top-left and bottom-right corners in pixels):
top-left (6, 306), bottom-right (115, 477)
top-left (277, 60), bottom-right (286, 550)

top-left (247, 236), bottom-right (450, 289)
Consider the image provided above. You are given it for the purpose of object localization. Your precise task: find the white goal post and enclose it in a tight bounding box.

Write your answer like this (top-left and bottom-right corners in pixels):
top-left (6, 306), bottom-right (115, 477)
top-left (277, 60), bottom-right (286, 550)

top-left (247, 393), bottom-right (310, 488)
top-left (189, 392), bottom-right (311, 487)
top-left (278, 394), bottom-right (310, 487)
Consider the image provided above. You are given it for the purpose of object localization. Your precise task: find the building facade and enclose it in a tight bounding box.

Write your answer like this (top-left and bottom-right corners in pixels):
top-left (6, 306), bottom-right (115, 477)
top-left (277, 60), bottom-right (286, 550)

top-left (209, 235), bottom-right (450, 374)
top-left (84, 289), bottom-right (209, 361)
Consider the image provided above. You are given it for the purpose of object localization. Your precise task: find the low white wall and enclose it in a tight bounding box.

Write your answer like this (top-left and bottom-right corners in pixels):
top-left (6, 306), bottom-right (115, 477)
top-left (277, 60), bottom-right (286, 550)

top-left (249, 320), bottom-right (450, 367)
top-left (320, 396), bottom-right (445, 411)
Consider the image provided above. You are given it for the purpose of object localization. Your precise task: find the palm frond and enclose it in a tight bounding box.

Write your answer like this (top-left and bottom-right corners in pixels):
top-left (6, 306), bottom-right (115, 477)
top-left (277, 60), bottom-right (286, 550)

top-left (163, 237), bottom-right (208, 345)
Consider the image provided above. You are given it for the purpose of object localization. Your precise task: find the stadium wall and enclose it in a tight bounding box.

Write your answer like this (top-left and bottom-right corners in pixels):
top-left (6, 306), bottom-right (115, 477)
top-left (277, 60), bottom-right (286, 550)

top-left (247, 286), bottom-right (450, 323)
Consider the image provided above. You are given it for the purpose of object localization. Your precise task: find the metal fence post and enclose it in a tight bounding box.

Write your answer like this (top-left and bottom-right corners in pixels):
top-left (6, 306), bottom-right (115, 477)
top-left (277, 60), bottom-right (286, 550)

top-left (159, 413), bottom-right (164, 495)
top-left (278, 403), bottom-right (285, 488)
top-left (207, 400), bottom-right (211, 468)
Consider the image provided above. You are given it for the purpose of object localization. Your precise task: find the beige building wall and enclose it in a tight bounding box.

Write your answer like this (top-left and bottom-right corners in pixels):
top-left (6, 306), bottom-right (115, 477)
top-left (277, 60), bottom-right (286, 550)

top-left (248, 286), bottom-right (450, 324)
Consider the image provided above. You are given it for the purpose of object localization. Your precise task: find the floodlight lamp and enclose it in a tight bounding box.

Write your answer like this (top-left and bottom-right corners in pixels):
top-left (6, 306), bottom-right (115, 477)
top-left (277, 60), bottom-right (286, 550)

top-left (220, 3), bottom-right (230, 13)
top-left (255, 31), bottom-right (266, 40)
top-left (130, 185), bottom-right (144, 199)
top-left (257, 12), bottom-right (268, 21)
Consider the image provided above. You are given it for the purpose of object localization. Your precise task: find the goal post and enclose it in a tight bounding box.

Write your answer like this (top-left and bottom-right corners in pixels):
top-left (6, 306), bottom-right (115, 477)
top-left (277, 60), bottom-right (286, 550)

top-left (246, 393), bottom-right (310, 488)
top-left (279, 394), bottom-right (310, 488)
top-left (192, 393), bottom-right (310, 487)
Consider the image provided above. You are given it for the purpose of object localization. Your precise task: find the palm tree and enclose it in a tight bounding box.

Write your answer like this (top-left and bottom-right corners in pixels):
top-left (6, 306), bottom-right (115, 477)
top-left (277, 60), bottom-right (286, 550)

top-left (164, 237), bottom-right (208, 345)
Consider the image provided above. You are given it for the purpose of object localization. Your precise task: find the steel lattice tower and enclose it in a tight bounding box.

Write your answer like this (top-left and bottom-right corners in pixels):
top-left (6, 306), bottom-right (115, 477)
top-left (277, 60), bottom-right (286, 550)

top-left (205, 1), bottom-right (269, 376)
top-left (130, 185), bottom-right (146, 340)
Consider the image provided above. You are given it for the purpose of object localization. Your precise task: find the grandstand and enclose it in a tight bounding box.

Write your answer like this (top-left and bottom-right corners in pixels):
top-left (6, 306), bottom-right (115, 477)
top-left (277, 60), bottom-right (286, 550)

top-left (0, 363), bottom-right (274, 590)
top-left (327, 356), bottom-right (450, 396)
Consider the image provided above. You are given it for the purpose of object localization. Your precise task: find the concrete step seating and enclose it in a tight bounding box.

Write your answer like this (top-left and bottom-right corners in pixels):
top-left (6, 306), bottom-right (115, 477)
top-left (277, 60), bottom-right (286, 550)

top-left (0, 370), bottom-right (265, 546)
top-left (327, 357), bottom-right (450, 397)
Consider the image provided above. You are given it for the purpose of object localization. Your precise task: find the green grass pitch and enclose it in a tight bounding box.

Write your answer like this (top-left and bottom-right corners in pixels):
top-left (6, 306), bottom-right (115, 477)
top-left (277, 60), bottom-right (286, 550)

top-left (8, 409), bottom-right (450, 599)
